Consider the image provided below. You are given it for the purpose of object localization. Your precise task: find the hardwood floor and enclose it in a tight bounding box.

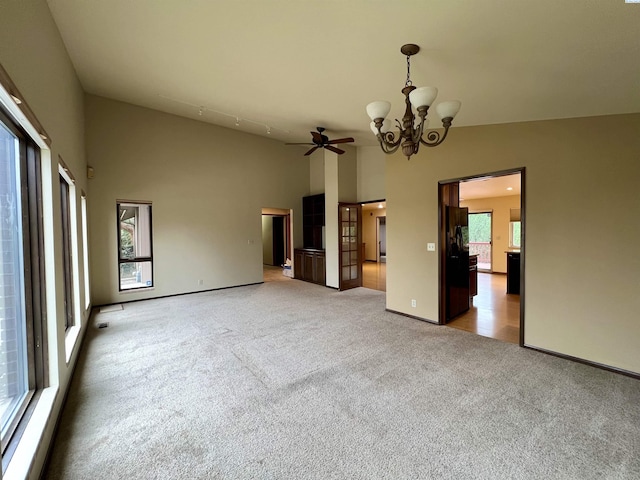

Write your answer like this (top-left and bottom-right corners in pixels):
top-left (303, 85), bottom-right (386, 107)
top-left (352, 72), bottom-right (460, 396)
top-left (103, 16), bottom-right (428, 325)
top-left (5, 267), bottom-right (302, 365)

top-left (362, 261), bottom-right (386, 291)
top-left (447, 273), bottom-right (520, 344)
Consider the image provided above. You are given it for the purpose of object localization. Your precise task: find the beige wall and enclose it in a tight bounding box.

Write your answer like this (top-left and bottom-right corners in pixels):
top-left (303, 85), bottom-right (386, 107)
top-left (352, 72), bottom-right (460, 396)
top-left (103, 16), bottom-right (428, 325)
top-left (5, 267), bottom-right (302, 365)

top-left (387, 113), bottom-right (640, 374)
top-left (362, 207), bottom-right (387, 261)
top-left (461, 195), bottom-right (521, 273)
top-left (324, 151), bottom-right (339, 287)
top-left (337, 145), bottom-right (358, 203)
top-left (86, 95), bottom-right (309, 305)
top-left (322, 146), bottom-right (358, 288)
top-left (309, 149), bottom-right (324, 195)
top-left (0, 1), bottom-right (88, 478)
top-left (357, 145), bottom-right (386, 202)
top-left (261, 216), bottom-right (274, 265)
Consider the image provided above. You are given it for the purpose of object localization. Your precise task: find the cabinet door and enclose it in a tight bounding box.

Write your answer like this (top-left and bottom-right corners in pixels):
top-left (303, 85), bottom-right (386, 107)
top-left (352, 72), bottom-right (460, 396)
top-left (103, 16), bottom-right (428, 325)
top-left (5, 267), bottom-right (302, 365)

top-left (469, 265), bottom-right (478, 297)
top-left (315, 253), bottom-right (326, 285)
top-left (294, 251), bottom-right (304, 279)
top-left (304, 253), bottom-right (315, 282)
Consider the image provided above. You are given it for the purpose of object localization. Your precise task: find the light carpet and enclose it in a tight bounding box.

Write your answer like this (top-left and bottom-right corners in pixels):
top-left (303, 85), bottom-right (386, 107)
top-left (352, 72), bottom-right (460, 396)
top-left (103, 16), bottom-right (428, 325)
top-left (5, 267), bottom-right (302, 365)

top-left (44, 271), bottom-right (640, 479)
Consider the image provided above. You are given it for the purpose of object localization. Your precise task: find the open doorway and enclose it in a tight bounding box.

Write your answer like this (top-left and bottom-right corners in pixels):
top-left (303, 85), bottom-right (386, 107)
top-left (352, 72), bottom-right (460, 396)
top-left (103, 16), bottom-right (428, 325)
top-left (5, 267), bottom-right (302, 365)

top-left (261, 208), bottom-right (293, 282)
top-left (361, 200), bottom-right (386, 291)
top-left (439, 171), bottom-right (524, 345)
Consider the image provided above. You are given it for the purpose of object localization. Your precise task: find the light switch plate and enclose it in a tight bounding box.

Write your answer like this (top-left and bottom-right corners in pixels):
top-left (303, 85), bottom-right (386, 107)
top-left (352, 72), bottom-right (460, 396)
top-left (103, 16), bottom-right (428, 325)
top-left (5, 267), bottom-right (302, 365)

top-left (427, 243), bottom-right (436, 251)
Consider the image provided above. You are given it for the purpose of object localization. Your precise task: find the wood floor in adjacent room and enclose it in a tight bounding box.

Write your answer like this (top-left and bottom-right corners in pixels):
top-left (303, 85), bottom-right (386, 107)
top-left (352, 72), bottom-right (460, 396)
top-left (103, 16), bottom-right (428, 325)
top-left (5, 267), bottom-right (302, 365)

top-left (447, 272), bottom-right (520, 344)
top-left (362, 261), bottom-right (386, 291)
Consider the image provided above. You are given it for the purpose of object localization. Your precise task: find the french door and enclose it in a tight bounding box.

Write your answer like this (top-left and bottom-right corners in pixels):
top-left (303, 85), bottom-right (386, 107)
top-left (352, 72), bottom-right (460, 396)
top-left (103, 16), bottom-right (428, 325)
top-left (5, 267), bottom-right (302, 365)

top-left (338, 203), bottom-right (362, 290)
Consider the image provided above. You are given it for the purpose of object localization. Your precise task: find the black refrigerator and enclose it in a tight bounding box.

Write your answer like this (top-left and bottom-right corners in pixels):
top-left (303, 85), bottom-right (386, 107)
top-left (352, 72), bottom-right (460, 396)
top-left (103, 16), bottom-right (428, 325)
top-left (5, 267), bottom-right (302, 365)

top-left (446, 206), bottom-right (470, 321)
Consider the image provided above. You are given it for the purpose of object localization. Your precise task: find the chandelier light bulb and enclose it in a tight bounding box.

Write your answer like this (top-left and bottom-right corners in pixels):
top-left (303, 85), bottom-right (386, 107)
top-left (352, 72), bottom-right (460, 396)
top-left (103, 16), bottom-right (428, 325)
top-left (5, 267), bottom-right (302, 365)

top-left (436, 100), bottom-right (462, 120)
top-left (409, 86), bottom-right (438, 109)
top-left (366, 101), bottom-right (391, 121)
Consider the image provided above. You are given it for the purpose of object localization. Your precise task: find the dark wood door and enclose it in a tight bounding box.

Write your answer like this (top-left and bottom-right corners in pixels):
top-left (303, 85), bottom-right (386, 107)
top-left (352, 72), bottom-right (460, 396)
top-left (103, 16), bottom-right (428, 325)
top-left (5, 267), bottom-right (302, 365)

top-left (338, 203), bottom-right (362, 291)
top-left (272, 216), bottom-right (285, 266)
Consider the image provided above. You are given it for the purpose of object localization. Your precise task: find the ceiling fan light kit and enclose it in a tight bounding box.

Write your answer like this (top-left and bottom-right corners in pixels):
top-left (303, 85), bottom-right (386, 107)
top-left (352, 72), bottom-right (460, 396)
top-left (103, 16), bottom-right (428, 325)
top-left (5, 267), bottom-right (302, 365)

top-left (367, 44), bottom-right (462, 159)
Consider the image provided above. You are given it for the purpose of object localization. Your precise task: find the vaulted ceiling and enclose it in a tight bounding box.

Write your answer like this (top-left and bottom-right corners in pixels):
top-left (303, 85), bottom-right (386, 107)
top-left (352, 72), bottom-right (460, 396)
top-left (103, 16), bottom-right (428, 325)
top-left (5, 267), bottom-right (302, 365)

top-left (47, 0), bottom-right (640, 147)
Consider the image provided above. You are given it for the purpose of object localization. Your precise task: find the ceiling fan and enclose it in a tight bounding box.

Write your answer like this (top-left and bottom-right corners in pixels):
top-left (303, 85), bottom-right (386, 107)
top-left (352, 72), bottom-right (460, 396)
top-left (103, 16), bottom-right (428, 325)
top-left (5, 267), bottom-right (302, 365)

top-left (286, 127), bottom-right (355, 156)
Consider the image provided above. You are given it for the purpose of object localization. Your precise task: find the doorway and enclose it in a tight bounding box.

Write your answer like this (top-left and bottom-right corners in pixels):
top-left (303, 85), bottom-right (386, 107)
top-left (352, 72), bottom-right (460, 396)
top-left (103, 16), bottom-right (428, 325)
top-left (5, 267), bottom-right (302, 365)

top-left (439, 170), bottom-right (524, 345)
top-left (261, 208), bottom-right (293, 281)
top-left (361, 200), bottom-right (386, 291)
top-left (376, 216), bottom-right (387, 263)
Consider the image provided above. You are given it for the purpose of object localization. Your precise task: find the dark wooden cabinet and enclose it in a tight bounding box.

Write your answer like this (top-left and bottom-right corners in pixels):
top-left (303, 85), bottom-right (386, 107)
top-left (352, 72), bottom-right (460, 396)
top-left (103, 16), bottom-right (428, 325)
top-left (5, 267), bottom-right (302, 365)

top-left (469, 254), bottom-right (478, 297)
top-left (507, 252), bottom-right (520, 294)
top-left (294, 248), bottom-right (325, 286)
top-left (303, 194), bottom-right (325, 249)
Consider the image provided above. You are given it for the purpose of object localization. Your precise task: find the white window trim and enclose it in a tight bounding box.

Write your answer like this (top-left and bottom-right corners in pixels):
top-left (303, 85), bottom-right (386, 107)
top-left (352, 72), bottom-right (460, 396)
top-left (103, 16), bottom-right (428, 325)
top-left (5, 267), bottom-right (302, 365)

top-left (0, 82), bottom-right (57, 480)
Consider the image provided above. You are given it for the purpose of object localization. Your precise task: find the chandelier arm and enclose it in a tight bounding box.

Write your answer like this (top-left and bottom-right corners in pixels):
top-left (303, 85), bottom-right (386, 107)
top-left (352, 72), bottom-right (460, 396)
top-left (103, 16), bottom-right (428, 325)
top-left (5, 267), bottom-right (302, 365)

top-left (377, 133), bottom-right (402, 154)
top-left (412, 110), bottom-right (428, 145)
top-left (419, 124), bottom-right (451, 148)
top-left (382, 130), bottom-right (403, 147)
top-left (419, 117), bottom-right (454, 148)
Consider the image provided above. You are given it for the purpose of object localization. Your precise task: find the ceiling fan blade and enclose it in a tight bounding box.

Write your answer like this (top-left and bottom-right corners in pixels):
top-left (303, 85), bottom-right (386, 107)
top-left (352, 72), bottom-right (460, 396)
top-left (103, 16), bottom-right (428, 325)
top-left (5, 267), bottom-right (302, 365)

top-left (285, 142), bottom-right (315, 145)
top-left (310, 131), bottom-right (323, 143)
top-left (325, 145), bottom-right (345, 155)
top-left (304, 146), bottom-right (319, 156)
top-left (327, 137), bottom-right (355, 145)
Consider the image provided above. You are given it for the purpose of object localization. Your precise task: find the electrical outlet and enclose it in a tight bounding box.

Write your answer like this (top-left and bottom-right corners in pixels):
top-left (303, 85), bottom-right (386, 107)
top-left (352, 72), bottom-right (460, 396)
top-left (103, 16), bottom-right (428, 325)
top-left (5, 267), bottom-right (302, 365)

top-left (411, 299), bottom-right (417, 308)
top-left (198, 279), bottom-right (204, 286)
top-left (427, 243), bottom-right (435, 251)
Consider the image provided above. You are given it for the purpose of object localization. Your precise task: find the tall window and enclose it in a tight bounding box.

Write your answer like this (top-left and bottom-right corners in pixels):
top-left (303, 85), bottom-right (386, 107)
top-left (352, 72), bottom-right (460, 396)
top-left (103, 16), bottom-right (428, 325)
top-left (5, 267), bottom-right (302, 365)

top-left (0, 109), bottom-right (46, 454)
top-left (81, 194), bottom-right (90, 310)
top-left (117, 202), bottom-right (153, 290)
top-left (59, 172), bottom-right (74, 329)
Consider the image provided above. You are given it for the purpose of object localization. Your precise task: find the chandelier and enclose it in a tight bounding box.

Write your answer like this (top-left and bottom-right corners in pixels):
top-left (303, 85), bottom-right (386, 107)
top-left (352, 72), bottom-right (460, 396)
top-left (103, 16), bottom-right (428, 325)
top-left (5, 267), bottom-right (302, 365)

top-left (366, 44), bottom-right (461, 159)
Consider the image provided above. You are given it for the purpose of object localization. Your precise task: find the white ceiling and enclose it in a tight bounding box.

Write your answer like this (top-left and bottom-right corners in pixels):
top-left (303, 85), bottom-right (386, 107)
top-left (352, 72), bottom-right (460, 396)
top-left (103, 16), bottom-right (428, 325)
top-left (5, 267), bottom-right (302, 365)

top-left (47, 1), bottom-right (640, 147)
top-left (362, 201), bottom-right (386, 211)
top-left (460, 173), bottom-right (521, 201)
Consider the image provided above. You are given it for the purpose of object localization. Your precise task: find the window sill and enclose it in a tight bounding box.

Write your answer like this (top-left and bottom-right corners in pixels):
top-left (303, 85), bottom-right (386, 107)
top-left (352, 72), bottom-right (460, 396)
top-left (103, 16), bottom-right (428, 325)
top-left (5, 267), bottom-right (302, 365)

top-left (4, 386), bottom-right (58, 480)
top-left (118, 287), bottom-right (155, 294)
top-left (64, 324), bottom-right (81, 364)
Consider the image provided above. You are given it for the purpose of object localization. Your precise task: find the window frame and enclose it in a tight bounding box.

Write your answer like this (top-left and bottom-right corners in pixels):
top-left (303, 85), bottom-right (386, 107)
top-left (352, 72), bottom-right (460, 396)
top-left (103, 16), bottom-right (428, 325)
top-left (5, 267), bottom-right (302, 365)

top-left (81, 193), bottom-right (90, 310)
top-left (59, 171), bottom-right (75, 330)
top-left (509, 221), bottom-right (522, 249)
top-left (0, 107), bottom-right (47, 458)
top-left (116, 201), bottom-right (154, 291)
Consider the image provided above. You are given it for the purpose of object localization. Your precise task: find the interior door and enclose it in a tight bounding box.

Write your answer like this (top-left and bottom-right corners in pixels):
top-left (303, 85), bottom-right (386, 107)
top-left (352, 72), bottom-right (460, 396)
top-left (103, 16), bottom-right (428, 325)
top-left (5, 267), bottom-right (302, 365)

top-left (338, 203), bottom-right (362, 290)
top-left (272, 216), bottom-right (285, 266)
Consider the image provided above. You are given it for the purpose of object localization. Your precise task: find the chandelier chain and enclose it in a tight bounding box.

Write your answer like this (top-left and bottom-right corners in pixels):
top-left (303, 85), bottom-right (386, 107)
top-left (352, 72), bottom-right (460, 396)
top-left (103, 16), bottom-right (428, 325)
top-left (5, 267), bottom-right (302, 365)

top-left (405, 55), bottom-right (412, 87)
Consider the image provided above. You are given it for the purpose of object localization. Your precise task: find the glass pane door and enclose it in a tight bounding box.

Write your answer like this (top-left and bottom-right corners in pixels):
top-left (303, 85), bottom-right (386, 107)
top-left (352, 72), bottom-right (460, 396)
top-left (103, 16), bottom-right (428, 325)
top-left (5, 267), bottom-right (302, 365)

top-left (468, 212), bottom-right (492, 272)
top-left (338, 203), bottom-right (362, 290)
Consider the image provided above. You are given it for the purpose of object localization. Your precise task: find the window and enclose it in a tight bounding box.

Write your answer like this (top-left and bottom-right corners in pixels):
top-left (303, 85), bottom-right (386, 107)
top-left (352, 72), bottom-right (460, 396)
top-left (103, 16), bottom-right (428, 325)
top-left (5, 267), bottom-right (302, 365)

top-left (81, 194), bottom-right (90, 310)
top-left (510, 221), bottom-right (521, 248)
top-left (509, 208), bottom-right (521, 248)
top-left (0, 108), bottom-right (46, 455)
top-left (59, 172), bottom-right (74, 329)
top-left (117, 202), bottom-right (153, 290)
